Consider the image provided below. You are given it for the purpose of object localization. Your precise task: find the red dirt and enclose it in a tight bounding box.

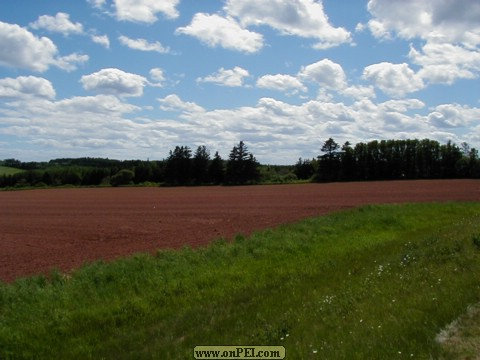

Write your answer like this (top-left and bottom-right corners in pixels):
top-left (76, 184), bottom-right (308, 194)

top-left (1, 180), bottom-right (479, 283)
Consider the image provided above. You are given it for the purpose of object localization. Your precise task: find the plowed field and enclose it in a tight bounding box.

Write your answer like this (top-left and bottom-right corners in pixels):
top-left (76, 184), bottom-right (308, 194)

top-left (1, 180), bottom-right (479, 282)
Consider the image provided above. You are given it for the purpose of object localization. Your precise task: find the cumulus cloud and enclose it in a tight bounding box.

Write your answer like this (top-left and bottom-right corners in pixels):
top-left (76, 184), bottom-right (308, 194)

top-left (55, 53), bottom-right (89, 72)
top-left (366, 0), bottom-right (480, 86)
top-left (367, 0), bottom-right (480, 45)
top-left (80, 68), bottom-right (148, 97)
top-left (225, 0), bottom-right (351, 49)
top-left (112, 0), bottom-right (180, 23)
top-left (55, 94), bottom-right (139, 115)
top-left (197, 67), bottom-right (250, 87)
top-left (29, 12), bottom-right (83, 35)
top-left (410, 42), bottom-right (480, 84)
top-left (0, 21), bottom-right (87, 72)
top-left (0, 76), bottom-right (55, 99)
top-left (426, 103), bottom-right (480, 128)
top-left (0, 21), bottom-right (55, 72)
top-left (256, 74), bottom-right (307, 94)
top-left (158, 94), bottom-right (205, 113)
top-left (91, 34), bottom-right (110, 48)
top-left (340, 85), bottom-right (376, 100)
top-left (176, 13), bottom-right (263, 53)
top-left (118, 35), bottom-right (171, 53)
top-left (363, 62), bottom-right (424, 98)
top-left (379, 99), bottom-right (425, 113)
top-left (149, 68), bottom-right (165, 86)
top-left (299, 59), bottom-right (347, 90)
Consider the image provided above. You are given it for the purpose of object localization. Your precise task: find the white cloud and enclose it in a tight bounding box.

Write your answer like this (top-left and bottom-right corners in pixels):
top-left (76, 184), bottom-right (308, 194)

top-left (29, 12), bottom-right (83, 35)
top-left (363, 62), bottom-right (424, 98)
top-left (367, 0), bottom-right (480, 45)
top-left (340, 85), bottom-right (376, 100)
top-left (426, 103), bottom-right (480, 128)
top-left (55, 95), bottom-right (139, 115)
top-left (410, 42), bottom-right (480, 84)
top-left (149, 68), bottom-right (165, 86)
top-left (1, 90), bottom-right (478, 164)
top-left (54, 53), bottom-right (89, 72)
top-left (158, 94), bottom-right (205, 113)
top-left (299, 59), bottom-right (347, 90)
top-left (80, 68), bottom-right (148, 97)
top-left (87, 0), bottom-right (106, 9)
top-left (0, 21), bottom-right (87, 72)
top-left (176, 13), bottom-right (263, 53)
top-left (0, 76), bottom-right (55, 99)
top-left (366, 0), bottom-right (480, 86)
top-left (197, 67), bottom-right (250, 87)
top-left (256, 74), bottom-right (307, 94)
top-left (379, 99), bottom-right (425, 113)
top-left (0, 94), bottom-right (142, 160)
top-left (91, 34), bottom-right (110, 48)
top-left (113, 0), bottom-right (180, 23)
top-left (118, 35), bottom-right (171, 53)
top-left (225, 0), bottom-right (351, 49)
top-left (0, 21), bottom-right (57, 72)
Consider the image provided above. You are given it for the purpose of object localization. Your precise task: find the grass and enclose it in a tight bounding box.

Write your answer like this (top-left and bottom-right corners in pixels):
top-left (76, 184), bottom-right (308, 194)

top-left (0, 202), bottom-right (479, 359)
top-left (0, 166), bottom-right (23, 176)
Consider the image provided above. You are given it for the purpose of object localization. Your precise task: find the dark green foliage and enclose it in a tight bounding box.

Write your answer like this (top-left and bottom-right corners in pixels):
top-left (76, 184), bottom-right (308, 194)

top-left (165, 145), bottom-right (192, 185)
top-left (473, 234), bottom-right (480, 250)
top-left (225, 141), bottom-right (260, 185)
top-left (1, 138), bottom-right (478, 189)
top-left (192, 145), bottom-right (210, 184)
top-left (294, 158), bottom-right (315, 180)
top-left (110, 169), bottom-right (134, 187)
top-left (315, 138), bottom-right (476, 182)
top-left (317, 137), bottom-right (341, 181)
top-left (208, 151), bottom-right (225, 184)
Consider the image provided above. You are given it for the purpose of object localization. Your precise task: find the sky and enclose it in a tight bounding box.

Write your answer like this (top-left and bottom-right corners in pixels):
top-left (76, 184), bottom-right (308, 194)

top-left (0, 0), bottom-right (479, 164)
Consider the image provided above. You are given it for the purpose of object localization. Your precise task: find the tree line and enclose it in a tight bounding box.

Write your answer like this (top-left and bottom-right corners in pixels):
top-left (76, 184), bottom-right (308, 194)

top-left (0, 141), bottom-right (262, 188)
top-left (1, 138), bottom-right (478, 188)
top-left (295, 138), bottom-right (479, 182)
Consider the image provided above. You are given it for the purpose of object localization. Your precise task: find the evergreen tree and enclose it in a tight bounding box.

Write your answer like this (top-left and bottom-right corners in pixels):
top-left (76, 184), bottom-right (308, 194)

top-left (193, 145), bottom-right (210, 184)
top-left (208, 151), bottom-right (225, 184)
top-left (226, 141), bottom-right (259, 184)
top-left (165, 146), bottom-right (192, 185)
top-left (317, 137), bottom-right (340, 182)
top-left (294, 158), bottom-right (315, 180)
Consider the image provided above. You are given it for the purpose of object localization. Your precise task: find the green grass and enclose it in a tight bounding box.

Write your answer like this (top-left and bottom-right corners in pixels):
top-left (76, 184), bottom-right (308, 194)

top-left (0, 166), bottom-right (23, 176)
top-left (1, 202), bottom-right (479, 359)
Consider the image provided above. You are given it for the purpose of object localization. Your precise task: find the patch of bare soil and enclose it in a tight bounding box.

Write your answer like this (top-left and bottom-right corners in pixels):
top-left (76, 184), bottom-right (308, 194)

top-left (1, 180), bottom-right (479, 283)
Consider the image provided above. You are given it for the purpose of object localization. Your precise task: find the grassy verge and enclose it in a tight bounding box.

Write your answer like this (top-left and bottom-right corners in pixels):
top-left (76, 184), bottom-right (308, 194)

top-left (1, 202), bottom-right (479, 359)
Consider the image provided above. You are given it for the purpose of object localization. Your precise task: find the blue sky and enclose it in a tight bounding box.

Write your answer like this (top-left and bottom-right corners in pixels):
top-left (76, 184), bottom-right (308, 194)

top-left (0, 0), bottom-right (479, 164)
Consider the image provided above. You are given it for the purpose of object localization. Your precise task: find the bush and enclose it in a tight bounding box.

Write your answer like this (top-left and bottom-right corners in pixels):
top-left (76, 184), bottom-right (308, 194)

top-left (110, 169), bottom-right (134, 187)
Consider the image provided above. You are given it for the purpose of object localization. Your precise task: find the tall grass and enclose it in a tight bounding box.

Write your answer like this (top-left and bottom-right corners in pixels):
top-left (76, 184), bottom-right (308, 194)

top-left (1, 202), bottom-right (479, 359)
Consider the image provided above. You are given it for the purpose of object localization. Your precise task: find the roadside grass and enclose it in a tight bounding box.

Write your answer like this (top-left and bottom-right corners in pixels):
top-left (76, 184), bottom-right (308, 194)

top-left (0, 202), bottom-right (479, 359)
top-left (0, 166), bottom-right (23, 176)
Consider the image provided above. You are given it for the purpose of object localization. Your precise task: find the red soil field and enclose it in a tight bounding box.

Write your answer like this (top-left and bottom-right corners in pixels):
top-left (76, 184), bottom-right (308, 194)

top-left (1, 180), bottom-right (479, 283)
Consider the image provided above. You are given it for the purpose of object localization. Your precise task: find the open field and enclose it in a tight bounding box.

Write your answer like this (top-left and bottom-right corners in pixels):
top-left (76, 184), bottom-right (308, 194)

top-left (0, 179), bottom-right (479, 282)
top-left (1, 202), bottom-right (479, 358)
top-left (0, 166), bottom-right (24, 176)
